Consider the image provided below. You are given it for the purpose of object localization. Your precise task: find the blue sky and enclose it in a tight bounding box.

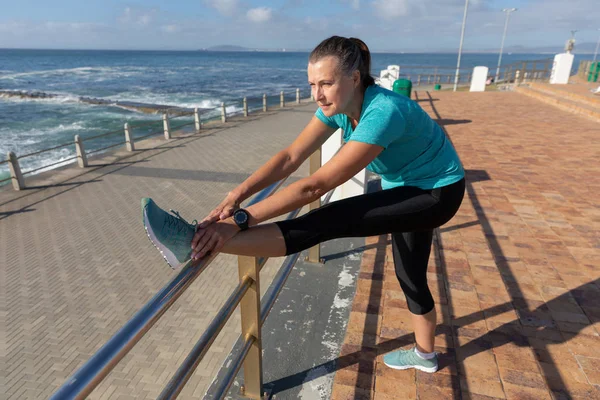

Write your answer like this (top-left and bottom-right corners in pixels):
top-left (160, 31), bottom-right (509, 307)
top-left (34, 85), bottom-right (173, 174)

top-left (1, 0), bottom-right (598, 51)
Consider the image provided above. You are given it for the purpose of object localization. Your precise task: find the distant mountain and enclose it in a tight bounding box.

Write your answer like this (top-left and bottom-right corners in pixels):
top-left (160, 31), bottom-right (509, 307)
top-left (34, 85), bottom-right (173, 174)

top-left (201, 45), bottom-right (251, 52)
top-left (198, 45), bottom-right (310, 52)
top-left (198, 42), bottom-right (598, 54)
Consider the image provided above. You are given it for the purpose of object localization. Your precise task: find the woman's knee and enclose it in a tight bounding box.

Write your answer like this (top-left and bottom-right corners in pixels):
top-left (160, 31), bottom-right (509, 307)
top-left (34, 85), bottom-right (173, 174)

top-left (398, 281), bottom-right (435, 315)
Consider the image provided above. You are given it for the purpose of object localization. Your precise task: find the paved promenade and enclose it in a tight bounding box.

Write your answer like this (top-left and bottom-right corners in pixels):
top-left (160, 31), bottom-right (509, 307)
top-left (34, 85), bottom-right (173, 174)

top-left (2, 87), bottom-right (599, 400)
top-left (1, 105), bottom-right (316, 399)
top-left (331, 90), bottom-right (600, 400)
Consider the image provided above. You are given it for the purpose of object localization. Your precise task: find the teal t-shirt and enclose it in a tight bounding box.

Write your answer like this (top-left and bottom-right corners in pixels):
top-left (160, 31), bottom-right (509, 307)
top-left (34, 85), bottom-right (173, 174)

top-left (315, 84), bottom-right (464, 190)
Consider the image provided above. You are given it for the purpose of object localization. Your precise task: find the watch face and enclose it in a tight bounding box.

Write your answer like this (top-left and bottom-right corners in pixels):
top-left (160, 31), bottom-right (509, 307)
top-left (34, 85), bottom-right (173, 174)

top-left (235, 210), bottom-right (248, 224)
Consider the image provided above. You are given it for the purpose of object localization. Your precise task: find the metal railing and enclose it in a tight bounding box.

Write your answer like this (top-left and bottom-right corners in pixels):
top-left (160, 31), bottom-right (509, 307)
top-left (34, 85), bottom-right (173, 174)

top-left (2, 88), bottom-right (312, 191)
top-left (50, 139), bottom-right (326, 400)
top-left (375, 58), bottom-right (555, 89)
top-left (376, 65), bottom-right (474, 87)
top-left (492, 58), bottom-right (554, 85)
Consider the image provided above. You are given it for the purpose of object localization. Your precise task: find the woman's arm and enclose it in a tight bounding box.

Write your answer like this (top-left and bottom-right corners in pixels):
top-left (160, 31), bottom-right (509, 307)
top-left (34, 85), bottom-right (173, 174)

top-left (244, 140), bottom-right (383, 225)
top-left (231, 116), bottom-right (337, 203)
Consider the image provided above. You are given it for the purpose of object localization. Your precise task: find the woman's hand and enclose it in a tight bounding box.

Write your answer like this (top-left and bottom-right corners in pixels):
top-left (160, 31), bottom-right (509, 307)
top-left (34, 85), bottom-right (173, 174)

top-left (191, 219), bottom-right (240, 260)
top-left (198, 192), bottom-right (240, 229)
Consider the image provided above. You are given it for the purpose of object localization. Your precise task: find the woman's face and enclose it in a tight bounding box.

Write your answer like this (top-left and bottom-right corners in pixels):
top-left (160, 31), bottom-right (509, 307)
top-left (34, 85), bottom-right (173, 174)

top-left (308, 56), bottom-right (358, 117)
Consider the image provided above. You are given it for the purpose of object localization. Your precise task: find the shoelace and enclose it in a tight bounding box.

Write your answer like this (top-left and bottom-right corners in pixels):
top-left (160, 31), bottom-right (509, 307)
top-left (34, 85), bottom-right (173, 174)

top-left (167, 209), bottom-right (198, 232)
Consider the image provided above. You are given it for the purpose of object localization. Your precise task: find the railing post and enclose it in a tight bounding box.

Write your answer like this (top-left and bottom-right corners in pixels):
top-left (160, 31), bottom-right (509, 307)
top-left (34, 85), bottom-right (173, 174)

top-left (310, 92), bottom-right (314, 101)
top-left (417, 74), bottom-right (421, 86)
top-left (163, 113), bottom-right (171, 140)
top-left (263, 94), bottom-right (267, 112)
top-left (238, 256), bottom-right (263, 399)
top-left (306, 148), bottom-right (322, 263)
top-left (221, 102), bottom-right (227, 123)
top-left (520, 62), bottom-right (526, 84)
top-left (280, 91), bottom-right (285, 108)
top-left (194, 107), bottom-right (201, 132)
top-left (243, 97), bottom-right (248, 117)
top-left (124, 123), bottom-right (135, 152)
top-left (7, 151), bottom-right (25, 191)
top-left (74, 135), bottom-right (88, 168)
top-left (296, 88), bottom-right (300, 104)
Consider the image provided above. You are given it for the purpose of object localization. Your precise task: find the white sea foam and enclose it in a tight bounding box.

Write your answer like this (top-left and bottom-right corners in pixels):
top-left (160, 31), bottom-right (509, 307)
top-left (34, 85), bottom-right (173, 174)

top-left (0, 66), bottom-right (148, 81)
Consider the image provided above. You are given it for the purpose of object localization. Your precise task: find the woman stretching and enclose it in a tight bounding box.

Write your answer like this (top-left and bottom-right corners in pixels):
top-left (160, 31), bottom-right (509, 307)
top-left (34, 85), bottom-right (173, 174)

top-left (141, 36), bottom-right (465, 373)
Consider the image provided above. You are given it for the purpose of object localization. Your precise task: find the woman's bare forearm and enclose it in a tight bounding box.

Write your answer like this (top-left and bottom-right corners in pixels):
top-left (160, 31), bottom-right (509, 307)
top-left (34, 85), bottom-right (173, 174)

top-left (231, 150), bottom-right (299, 203)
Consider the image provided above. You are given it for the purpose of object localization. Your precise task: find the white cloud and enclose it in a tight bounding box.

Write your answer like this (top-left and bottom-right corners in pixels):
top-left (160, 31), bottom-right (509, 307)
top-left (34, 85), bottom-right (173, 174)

top-left (247, 7), bottom-right (273, 23)
top-left (372, 0), bottom-right (410, 19)
top-left (118, 7), bottom-right (154, 26)
top-left (206, 0), bottom-right (239, 16)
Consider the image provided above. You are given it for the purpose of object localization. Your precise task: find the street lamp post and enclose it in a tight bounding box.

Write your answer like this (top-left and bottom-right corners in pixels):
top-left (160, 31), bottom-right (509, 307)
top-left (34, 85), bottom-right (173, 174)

top-left (495, 8), bottom-right (517, 83)
top-left (593, 28), bottom-right (600, 63)
top-left (453, 0), bottom-right (470, 92)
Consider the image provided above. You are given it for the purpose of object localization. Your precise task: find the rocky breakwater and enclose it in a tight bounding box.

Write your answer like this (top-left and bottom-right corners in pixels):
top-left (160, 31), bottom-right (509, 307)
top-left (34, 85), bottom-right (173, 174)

top-left (0, 90), bottom-right (202, 116)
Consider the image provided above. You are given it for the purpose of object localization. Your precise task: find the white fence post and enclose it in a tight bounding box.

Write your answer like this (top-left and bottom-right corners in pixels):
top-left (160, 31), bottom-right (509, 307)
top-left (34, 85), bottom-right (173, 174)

top-left (263, 94), bottom-right (267, 112)
top-left (74, 135), bottom-right (88, 168)
top-left (194, 108), bottom-right (201, 132)
top-left (221, 102), bottom-right (227, 123)
top-left (280, 91), bottom-right (285, 108)
top-left (296, 88), bottom-right (300, 104)
top-left (243, 97), bottom-right (248, 117)
top-left (124, 123), bottom-right (135, 151)
top-left (7, 151), bottom-right (25, 191)
top-left (163, 113), bottom-right (171, 140)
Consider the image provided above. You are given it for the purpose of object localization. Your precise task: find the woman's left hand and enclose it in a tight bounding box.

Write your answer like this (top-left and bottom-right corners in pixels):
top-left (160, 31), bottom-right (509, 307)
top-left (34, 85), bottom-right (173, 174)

top-left (191, 219), bottom-right (240, 260)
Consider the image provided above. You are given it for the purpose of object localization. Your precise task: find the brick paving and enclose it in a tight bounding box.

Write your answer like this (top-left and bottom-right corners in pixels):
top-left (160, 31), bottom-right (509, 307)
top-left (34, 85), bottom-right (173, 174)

top-left (0, 104), bottom-right (315, 399)
top-left (331, 90), bottom-right (600, 400)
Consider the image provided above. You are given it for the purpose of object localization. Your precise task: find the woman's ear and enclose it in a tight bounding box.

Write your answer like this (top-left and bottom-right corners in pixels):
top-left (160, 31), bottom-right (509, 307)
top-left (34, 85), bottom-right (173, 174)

top-left (353, 70), bottom-right (361, 88)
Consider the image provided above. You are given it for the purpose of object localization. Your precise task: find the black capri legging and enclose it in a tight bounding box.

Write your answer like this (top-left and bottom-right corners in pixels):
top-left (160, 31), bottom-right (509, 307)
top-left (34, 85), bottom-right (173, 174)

top-left (275, 177), bottom-right (465, 315)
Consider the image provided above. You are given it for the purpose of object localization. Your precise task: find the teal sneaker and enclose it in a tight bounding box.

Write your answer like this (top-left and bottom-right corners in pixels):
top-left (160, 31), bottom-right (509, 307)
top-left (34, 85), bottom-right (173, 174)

top-left (383, 347), bottom-right (438, 373)
top-left (141, 198), bottom-right (197, 270)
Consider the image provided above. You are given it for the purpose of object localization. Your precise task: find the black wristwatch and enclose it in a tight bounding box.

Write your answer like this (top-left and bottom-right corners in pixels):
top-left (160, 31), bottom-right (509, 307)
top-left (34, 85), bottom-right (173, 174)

top-left (232, 208), bottom-right (250, 231)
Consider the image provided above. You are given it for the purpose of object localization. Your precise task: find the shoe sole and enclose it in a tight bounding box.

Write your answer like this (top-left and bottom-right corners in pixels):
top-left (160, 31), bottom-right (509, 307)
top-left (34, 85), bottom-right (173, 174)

top-left (143, 206), bottom-right (186, 270)
top-left (383, 360), bottom-right (438, 373)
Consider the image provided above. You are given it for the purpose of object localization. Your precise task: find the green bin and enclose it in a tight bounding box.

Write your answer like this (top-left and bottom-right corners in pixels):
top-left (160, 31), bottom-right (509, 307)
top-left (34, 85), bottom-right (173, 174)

top-left (588, 62), bottom-right (599, 82)
top-left (392, 79), bottom-right (412, 98)
top-left (434, 84), bottom-right (442, 91)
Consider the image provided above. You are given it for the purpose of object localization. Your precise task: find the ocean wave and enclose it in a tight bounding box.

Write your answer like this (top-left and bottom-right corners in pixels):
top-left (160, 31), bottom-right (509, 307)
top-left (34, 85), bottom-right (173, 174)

top-left (0, 122), bottom-right (93, 147)
top-left (105, 92), bottom-right (225, 111)
top-left (0, 66), bottom-right (147, 81)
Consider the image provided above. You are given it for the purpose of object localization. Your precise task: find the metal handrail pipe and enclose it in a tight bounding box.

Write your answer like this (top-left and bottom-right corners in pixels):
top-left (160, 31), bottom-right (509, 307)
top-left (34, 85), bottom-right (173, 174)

top-left (82, 128), bottom-right (125, 142)
top-left (85, 141), bottom-right (126, 155)
top-left (260, 243), bottom-right (301, 327)
top-left (21, 156), bottom-right (78, 176)
top-left (49, 260), bottom-right (213, 400)
top-left (169, 121), bottom-right (195, 132)
top-left (18, 141), bottom-right (74, 160)
top-left (212, 336), bottom-right (256, 400)
top-left (157, 275), bottom-right (253, 399)
top-left (50, 177), bottom-right (289, 399)
top-left (259, 187), bottom-right (334, 323)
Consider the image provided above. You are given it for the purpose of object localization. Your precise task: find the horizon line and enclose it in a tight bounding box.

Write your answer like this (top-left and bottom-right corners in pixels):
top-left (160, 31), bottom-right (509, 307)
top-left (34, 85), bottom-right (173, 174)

top-left (0, 47), bottom-right (595, 55)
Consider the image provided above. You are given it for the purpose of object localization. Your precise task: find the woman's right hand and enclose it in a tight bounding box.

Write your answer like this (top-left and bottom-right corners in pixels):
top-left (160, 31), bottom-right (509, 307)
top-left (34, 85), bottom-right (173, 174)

top-left (198, 192), bottom-right (241, 229)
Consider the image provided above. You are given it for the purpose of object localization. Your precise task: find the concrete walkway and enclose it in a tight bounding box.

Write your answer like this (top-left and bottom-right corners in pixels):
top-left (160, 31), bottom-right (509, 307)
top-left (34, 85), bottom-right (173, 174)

top-left (1, 104), bottom-right (317, 399)
top-left (331, 90), bottom-right (600, 400)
